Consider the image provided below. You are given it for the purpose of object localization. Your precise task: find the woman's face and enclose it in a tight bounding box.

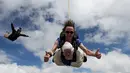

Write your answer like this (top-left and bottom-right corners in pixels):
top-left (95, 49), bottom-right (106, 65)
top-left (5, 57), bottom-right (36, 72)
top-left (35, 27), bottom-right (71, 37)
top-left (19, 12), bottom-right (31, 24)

top-left (65, 26), bottom-right (74, 39)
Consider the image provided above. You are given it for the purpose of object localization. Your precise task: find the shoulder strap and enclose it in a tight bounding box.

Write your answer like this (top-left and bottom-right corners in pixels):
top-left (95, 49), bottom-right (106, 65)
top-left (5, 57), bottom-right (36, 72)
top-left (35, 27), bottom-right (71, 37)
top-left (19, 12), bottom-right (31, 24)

top-left (58, 31), bottom-right (65, 49)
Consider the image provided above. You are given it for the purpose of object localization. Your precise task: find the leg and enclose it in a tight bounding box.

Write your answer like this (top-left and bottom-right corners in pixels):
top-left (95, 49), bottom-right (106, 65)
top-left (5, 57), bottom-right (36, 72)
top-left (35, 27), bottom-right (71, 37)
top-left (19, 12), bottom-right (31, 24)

top-left (11, 23), bottom-right (16, 33)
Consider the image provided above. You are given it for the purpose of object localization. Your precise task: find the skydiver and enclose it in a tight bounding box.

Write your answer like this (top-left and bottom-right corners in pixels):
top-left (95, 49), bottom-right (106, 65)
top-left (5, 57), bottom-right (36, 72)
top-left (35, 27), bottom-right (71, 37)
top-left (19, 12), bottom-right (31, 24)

top-left (4, 23), bottom-right (29, 41)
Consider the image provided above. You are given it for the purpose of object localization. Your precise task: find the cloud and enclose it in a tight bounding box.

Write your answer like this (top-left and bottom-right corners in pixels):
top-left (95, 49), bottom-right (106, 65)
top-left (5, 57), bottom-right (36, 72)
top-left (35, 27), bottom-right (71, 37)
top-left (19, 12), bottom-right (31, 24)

top-left (82, 0), bottom-right (130, 46)
top-left (0, 0), bottom-right (63, 62)
top-left (84, 29), bottom-right (126, 45)
top-left (0, 50), bottom-right (12, 64)
top-left (81, 49), bottom-right (130, 73)
top-left (0, 49), bottom-right (130, 73)
top-left (0, 63), bottom-right (74, 73)
top-left (1, 0), bottom-right (130, 47)
top-left (0, 63), bottom-right (40, 73)
top-left (70, 0), bottom-right (115, 28)
top-left (18, 22), bottom-right (62, 61)
top-left (42, 63), bottom-right (74, 73)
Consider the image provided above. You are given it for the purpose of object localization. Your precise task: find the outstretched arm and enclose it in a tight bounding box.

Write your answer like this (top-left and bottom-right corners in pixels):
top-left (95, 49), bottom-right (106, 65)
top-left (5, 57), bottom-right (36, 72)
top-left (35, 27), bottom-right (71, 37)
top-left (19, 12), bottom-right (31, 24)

top-left (48, 40), bottom-right (58, 56)
top-left (44, 40), bottom-right (58, 62)
top-left (79, 43), bottom-right (101, 59)
top-left (19, 33), bottom-right (29, 37)
top-left (11, 23), bottom-right (16, 32)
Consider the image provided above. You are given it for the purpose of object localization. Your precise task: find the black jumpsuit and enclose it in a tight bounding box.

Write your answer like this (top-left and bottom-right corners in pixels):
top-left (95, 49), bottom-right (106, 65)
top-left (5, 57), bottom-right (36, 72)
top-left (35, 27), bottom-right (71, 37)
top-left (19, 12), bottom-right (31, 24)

top-left (8, 23), bottom-right (29, 41)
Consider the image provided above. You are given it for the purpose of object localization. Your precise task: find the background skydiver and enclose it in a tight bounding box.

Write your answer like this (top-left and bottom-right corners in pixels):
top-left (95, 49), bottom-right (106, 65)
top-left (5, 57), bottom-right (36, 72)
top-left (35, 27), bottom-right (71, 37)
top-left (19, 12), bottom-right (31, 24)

top-left (4, 23), bottom-right (29, 41)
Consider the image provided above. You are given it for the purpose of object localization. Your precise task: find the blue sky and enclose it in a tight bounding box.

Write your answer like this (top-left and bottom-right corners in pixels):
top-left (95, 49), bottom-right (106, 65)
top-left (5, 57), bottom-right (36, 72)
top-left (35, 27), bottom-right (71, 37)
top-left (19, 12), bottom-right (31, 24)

top-left (0, 0), bottom-right (130, 73)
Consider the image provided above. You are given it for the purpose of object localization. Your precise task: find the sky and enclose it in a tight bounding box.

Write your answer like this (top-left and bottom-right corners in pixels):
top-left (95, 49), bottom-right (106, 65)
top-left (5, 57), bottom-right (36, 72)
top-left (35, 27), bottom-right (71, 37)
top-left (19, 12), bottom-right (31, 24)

top-left (0, 0), bottom-right (130, 73)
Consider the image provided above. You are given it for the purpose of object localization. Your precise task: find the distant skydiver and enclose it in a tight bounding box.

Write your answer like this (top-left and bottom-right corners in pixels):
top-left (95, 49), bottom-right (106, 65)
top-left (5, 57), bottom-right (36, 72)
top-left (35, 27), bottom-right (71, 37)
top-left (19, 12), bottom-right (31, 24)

top-left (4, 23), bottom-right (29, 41)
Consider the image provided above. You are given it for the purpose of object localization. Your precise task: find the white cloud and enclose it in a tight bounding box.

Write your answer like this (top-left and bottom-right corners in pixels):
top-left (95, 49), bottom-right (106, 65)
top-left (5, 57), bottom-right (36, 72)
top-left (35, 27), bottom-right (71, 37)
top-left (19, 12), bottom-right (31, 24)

top-left (2, 0), bottom-right (23, 11)
top-left (81, 0), bottom-right (130, 46)
top-left (84, 29), bottom-right (126, 45)
top-left (0, 0), bottom-right (24, 20)
top-left (19, 65), bottom-right (41, 73)
top-left (70, 0), bottom-right (115, 28)
top-left (0, 49), bottom-right (130, 73)
top-left (1, 0), bottom-right (130, 46)
top-left (81, 49), bottom-right (130, 73)
top-left (18, 22), bottom-right (62, 61)
top-left (0, 0), bottom-right (64, 62)
top-left (42, 63), bottom-right (74, 73)
top-left (0, 50), bottom-right (12, 64)
top-left (0, 63), bottom-right (74, 73)
top-left (0, 63), bottom-right (40, 73)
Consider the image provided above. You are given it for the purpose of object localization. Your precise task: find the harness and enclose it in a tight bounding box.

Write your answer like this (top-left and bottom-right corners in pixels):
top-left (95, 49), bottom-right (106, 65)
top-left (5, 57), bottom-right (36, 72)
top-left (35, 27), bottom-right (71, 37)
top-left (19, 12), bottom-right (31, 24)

top-left (57, 31), bottom-right (79, 66)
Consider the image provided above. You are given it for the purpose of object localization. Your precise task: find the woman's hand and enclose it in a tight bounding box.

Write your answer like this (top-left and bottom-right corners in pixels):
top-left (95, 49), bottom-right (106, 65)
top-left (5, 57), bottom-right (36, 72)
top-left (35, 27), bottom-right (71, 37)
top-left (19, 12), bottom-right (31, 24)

top-left (44, 51), bottom-right (51, 62)
top-left (95, 48), bottom-right (101, 59)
